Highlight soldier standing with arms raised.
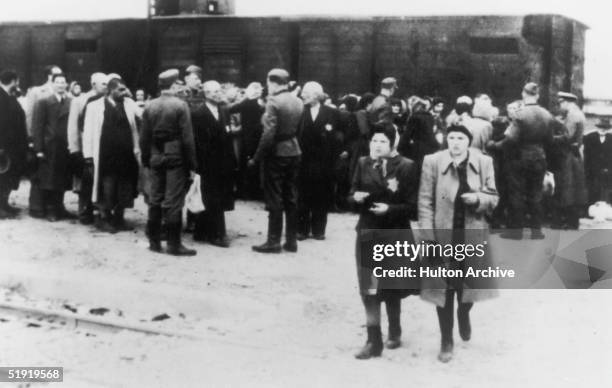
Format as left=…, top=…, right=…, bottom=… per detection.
left=140, top=69, right=198, bottom=256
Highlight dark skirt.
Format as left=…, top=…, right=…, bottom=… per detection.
left=355, top=229, right=420, bottom=301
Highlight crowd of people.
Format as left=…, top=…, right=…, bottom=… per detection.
left=1, top=63, right=612, bottom=363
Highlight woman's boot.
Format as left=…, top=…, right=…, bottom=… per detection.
left=385, top=298, right=402, bottom=349
left=458, top=303, right=473, bottom=341
left=355, top=326, right=383, bottom=359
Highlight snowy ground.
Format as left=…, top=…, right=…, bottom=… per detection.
left=0, top=182, right=611, bottom=387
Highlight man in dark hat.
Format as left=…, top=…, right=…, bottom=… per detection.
left=584, top=117, right=612, bottom=204
left=489, top=82, right=553, bottom=239
left=140, top=69, right=198, bottom=256
left=551, top=91, right=587, bottom=229
left=367, top=76, right=398, bottom=126
left=0, top=70, right=28, bottom=219
left=249, top=68, right=304, bottom=253
left=557, top=91, right=585, bottom=155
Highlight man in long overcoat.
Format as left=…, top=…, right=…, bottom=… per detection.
left=297, top=81, right=343, bottom=240
left=29, top=73, right=73, bottom=221
left=67, top=72, right=108, bottom=224
left=25, top=65, right=63, bottom=137
left=192, top=80, right=236, bottom=247
left=0, top=70, right=28, bottom=218
left=82, top=78, right=141, bottom=233
left=228, top=82, right=265, bottom=200
left=549, top=92, right=587, bottom=228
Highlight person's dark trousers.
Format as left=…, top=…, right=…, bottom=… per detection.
left=246, top=160, right=263, bottom=200
left=506, top=155, right=546, bottom=230
left=436, top=289, right=473, bottom=347
left=0, top=187, right=10, bottom=208
left=146, top=205, right=162, bottom=245
left=28, top=181, right=46, bottom=217
left=565, top=206, right=580, bottom=229
left=263, top=156, right=300, bottom=244
left=185, top=210, right=196, bottom=233
left=43, top=190, right=64, bottom=219
left=0, top=187, right=13, bottom=218
left=148, top=162, right=190, bottom=249
left=298, top=203, right=328, bottom=238
left=78, top=168, right=94, bottom=223
left=207, top=208, right=227, bottom=240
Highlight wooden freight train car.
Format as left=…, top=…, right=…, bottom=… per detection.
left=0, top=14, right=586, bottom=109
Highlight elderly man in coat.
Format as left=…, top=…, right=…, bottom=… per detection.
left=297, top=81, right=344, bottom=240
left=83, top=78, right=140, bottom=233
left=0, top=70, right=28, bottom=219
left=29, top=73, right=73, bottom=221
left=191, top=80, right=236, bottom=248
left=418, top=124, right=498, bottom=363
left=67, top=72, right=108, bottom=225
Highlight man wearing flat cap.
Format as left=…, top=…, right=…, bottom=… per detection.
left=489, top=82, right=553, bottom=239
left=140, top=68, right=198, bottom=256
left=557, top=91, right=585, bottom=154
left=249, top=68, right=304, bottom=253
left=549, top=91, right=587, bottom=229
left=367, top=76, right=398, bottom=126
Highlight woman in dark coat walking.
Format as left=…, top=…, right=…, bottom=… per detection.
left=350, top=124, right=419, bottom=359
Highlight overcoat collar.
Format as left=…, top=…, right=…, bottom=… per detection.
left=441, top=150, right=480, bottom=175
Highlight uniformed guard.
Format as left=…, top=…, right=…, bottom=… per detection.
left=490, top=82, right=553, bottom=239
left=140, top=69, right=198, bottom=256
left=249, top=68, right=304, bottom=253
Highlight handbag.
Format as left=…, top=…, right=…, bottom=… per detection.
left=185, top=174, right=205, bottom=213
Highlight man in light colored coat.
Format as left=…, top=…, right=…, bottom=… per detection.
left=82, top=78, right=140, bottom=232
left=67, top=72, right=108, bottom=224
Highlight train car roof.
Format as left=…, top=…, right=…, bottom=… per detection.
left=0, top=13, right=588, bottom=29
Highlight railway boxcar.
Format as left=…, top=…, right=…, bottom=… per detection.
left=0, top=14, right=586, bottom=109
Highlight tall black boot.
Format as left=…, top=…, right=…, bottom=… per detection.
left=252, top=211, right=282, bottom=253
left=355, top=325, right=383, bottom=360
left=283, top=208, right=298, bottom=252
left=458, top=302, right=473, bottom=341
left=385, top=298, right=402, bottom=349
left=436, top=290, right=455, bottom=363
left=146, top=206, right=163, bottom=253
left=166, top=221, right=197, bottom=256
